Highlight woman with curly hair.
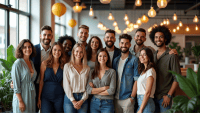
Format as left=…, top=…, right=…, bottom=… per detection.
left=63, top=43, right=90, bottom=113
left=137, top=47, right=156, bottom=113
left=11, top=39, right=37, bottom=113
left=37, top=42, right=66, bottom=112
left=86, top=36, right=103, bottom=69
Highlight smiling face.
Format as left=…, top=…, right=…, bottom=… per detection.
left=22, top=42, right=32, bottom=57
left=98, top=51, right=108, bottom=65
left=139, top=50, right=149, bottom=65
left=119, top=38, right=131, bottom=53
left=77, top=28, right=89, bottom=43
left=63, top=39, right=73, bottom=53
left=154, top=32, right=166, bottom=47
left=74, top=46, right=84, bottom=60
left=40, top=30, right=53, bottom=45
left=52, top=45, right=62, bottom=59
left=104, top=33, right=116, bottom=48
left=134, top=31, right=146, bottom=46
left=91, top=38, right=100, bottom=50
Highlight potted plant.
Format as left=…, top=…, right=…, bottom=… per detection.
left=191, top=45, right=200, bottom=72
left=0, top=45, right=16, bottom=112
left=169, top=42, right=183, bottom=60
left=183, top=47, right=191, bottom=64
left=168, top=66, right=200, bottom=113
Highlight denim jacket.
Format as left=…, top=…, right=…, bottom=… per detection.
left=113, top=53, right=140, bottom=100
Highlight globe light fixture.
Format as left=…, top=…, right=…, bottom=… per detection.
left=125, top=20, right=130, bottom=25
left=178, top=21, right=183, bottom=27
left=108, top=12, right=114, bottom=20
left=176, top=26, right=180, bottom=30
left=89, top=6, right=94, bottom=16
left=113, top=21, right=117, bottom=26
left=148, top=7, right=156, bottom=17
left=173, top=28, right=176, bottom=33
left=73, top=3, right=82, bottom=13
left=141, top=14, right=149, bottom=23
left=124, top=14, right=129, bottom=21
left=160, top=22, right=164, bottom=26
left=173, top=13, right=177, bottom=21
left=157, top=0, right=167, bottom=8
left=185, top=26, right=190, bottom=32
left=135, top=0, right=142, bottom=6
left=97, top=22, right=103, bottom=28
left=100, top=0, right=111, bottom=4
left=193, top=15, right=199, bottom=23
left=136, top=18, right=142, bottom=25
left=195, top=24, right=199, bottom=31
left=166, top=18, right=170, bottom=25
left=163, top=19, right=167, bottom=25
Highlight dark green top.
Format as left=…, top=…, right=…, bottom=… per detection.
left=154, top=48, right=181, bottom=100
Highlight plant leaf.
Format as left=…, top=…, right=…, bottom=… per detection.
left=169, top=70, right=197, bottom=98
left=197, top=65, right=200, bottom=94
left=186, top=68, right=198, bottom=93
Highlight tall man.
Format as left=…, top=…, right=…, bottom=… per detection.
left=149, top=25, right=181, bottom=112
left=113, top=34, right=140, bottom=113
left=77, top=25, right=89, bottom=47
left=104, top=29, right=121, bottom=65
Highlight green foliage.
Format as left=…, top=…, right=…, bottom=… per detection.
left=168, top=65, right=200, bottom=112
left=191, top=45, right=200, bottom=64
left=169, top=42, right=183, bottom=60
left=183, top=47, right=191, bottom=57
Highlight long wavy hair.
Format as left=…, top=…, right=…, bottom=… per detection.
left=86, top=36, right=103, bottom=61
left=138, top=47, right=156, bottom=74
left=69, top=43, right=87, bottom=68
left=46, top=42, right=66, bottom=69
left=92, top=48, right=111, bottom=79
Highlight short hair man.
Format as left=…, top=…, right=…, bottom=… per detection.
left=77, top=25, right=89, bottom=47
left=104, top=29, right=121, bottom=65
left=149, top=25, right=181, bottom=112
left=113, top=34, right=140, bottom=113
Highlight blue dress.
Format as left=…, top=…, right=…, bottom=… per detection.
left=41, top=67, right=64, bottom=112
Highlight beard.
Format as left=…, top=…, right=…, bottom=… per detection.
left=135, top=39, right=144, bottom=46
left=120, top=47, right=129, bottom=53
left=105, top=41, right=114, bottom=48
left=42, top=39, right=51, bottom=45
left=80, top=36, right=87, bottom=42
left=155, top=41, right=165, bottom=47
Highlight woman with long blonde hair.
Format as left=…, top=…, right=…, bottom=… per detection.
left=63, top=43, right=90, bottom=113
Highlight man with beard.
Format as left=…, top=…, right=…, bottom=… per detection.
left=104, top=29, right=121, bottom=65
left=113, top=34, right=139, bottom=113
left=149, top=25, right=181, bottom=112
left=130, top=28, right=155, bottom=57
left=77, top=25, right=89, bottom=48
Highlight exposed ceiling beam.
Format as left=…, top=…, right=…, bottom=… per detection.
left=156, top=0, right=171, bottom=13
left=184, top=2, right=200, bottom=14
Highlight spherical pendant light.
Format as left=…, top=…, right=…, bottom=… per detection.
left=73, top=3, right=82, bottom=13
left=141, top=14, right=149, bottom=23
left=100, top=0, right=111, bottom=4
left=108, top=12, right=114, bottom=20
left=179, top=21, right=183, bottom=27
left=148, top=7, right=156, bottom=17
left=135, top=0, right=142, bottom=6
left=185, top=26, right=190, bottom=32
left=157, top=0, right=167, bottom=8
left=193, top=15, right=199, bottom=23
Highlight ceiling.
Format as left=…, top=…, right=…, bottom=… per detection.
left=74, top=0, right=200, bottom=14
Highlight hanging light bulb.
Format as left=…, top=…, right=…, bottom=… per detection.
left=179, top=21, right=183, bottom=27
left=108, top=12, right=114, bottom=20
left=113, top=21, right=117, bottom=26
left=115, top=26, right=119, bottom=31
left=81, top=2, right=87, bottom=9
left=157, top=0, right=167, bottom=8
left=163, top=19, right=167, bottom=25
left=100, top=0, right=111, bottom=4
left=160, top=22, right=164, bottom=26
left=124, top=14, right=129, bottom=21
left=135, top=0, right=142, bottom=6
left=153, top=24, right=158, bottom=27
left=128, top=23, right=134, bottom=28
left=141, top=14, right=149, bottom=23
left=176, top=26, right=180, bottom=30
left=134, top=24, right=139, bottom=28
left=195, top=24, right=199, bottom=31
left=148, top=27, right=152, bottom=32
left=89, top=6, right=94, bottom=16
left=173, top=28, right=176, bottom=33
left=125, top=20, right=130, bottom=25
left=148, top=7, right=156, bottom=17
left=97, top=22, right=103, bottom=28
left=136, top=18, right=142, bottom=25
left=173, top=13, right=177, bottom=21
left=73, top=3, right=82, bottom=13
left=185, top=26, right=190, bottom=32
left=193, top=15, right=199, bottom=23
left=166, top=18, right=170, bottom=25
left=123, top=30, right=127, bottom=33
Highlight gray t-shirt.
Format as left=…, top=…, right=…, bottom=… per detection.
left=86, top=68, right=116, bottom=100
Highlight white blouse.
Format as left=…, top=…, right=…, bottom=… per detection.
left=63, top=63, right=90, bottom=101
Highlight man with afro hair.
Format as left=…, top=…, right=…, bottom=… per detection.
left=149, top=25, right=181, bottom=112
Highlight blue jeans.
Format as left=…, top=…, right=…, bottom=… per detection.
left=90, top=96, right=114, bottom=113
left=137, top=95, right=155, bottom=113
left=154, top=98, right=171, bottom=113
left=63, top=93, right=88, bottom=113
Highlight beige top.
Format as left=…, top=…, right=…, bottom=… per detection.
left=63, top=63, right=90, bottom=102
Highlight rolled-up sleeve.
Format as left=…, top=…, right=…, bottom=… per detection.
left=133, top=58, right=140, bottom=81
left=107, top=70, right=116, bottom=95
left=63, top=64, right=75, bottom=102
left=11, top=60, right=22, bottom=94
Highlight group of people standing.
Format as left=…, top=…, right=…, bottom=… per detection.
left=11, top=24, right=181, bottom=113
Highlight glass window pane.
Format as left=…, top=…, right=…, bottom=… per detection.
left=10, top=12, right=17, bottom=48
left=60, top=26, right=65, bottom=36
left=55, top=24, right=59, bottom=41
left=0, top=0, right=5, bottom=4
left=19, top=0, right=28, bottom=12
left=10, top=0, right=18, bottom=9
left=19, top=14, right=28, bottom=42
left=55, top=16, right=59, bottom=23
left=0, top=9, right=5, bottom=71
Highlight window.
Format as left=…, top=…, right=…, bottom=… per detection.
left=55, top=14, right=67, bottom=41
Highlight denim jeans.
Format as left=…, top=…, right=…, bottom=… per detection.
left=63, top=93, right=88, bottom=113
left=154, top=98, right=171, bottom=113
left=137, top=95, right=155, bottom=113
left=90, top=96, right=114, bottom=113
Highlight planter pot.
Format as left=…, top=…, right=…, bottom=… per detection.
left=185, top=57, right=189, bottom=64
left=194, top=64, right=199, bottom=72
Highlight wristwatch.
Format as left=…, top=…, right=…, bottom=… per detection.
left=131, top=96, right=135, bottom=100
left=167, top=94, right=172, bottom=98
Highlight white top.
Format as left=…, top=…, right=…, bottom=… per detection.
left=63, top=63, right=90, bottom=102
left=87, top=60, right=95, bottom=70
left=108, top=51, right=114, bottom=64
left=115, top=57, right=127, bottom=99
left=137, top=68, right=156, bottom=98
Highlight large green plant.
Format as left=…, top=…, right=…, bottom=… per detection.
left=191, top=45, right=200, bottom=64
left=0, top=45, right=16, bottom=111
left=183, top=47, right=191, bottom=57
left=168, top=66, right=200, bottom=113
left=169, top=42, right=183, bottom=60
